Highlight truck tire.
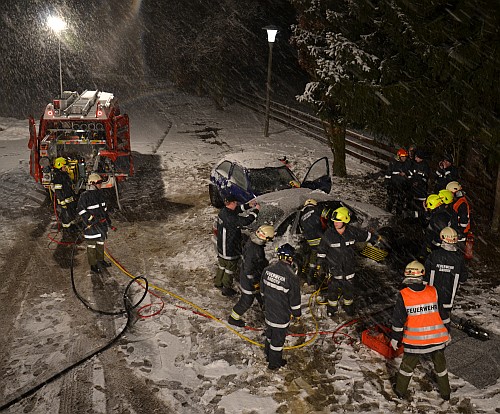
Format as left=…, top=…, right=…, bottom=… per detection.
left=209, top=184, right=224, bottom=208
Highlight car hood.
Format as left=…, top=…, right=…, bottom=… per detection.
left=254, top=187, right=392, bottom=230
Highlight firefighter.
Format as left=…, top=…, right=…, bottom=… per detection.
left=434, top=152, right=460, bottom=192
left=446, top=181, right=471, bottom=242
left=76, top=173, right=113, bottom=273
left=390, top=260, right=451, bottom=401
left=260, top=243, right=301, bottom=370
left=407, top=149, right=431, bottom=225
left=384, top=148, right=411, bottom=215
left=424, top=227, right=468, bottom=330
left=317, top=206, right=379, bottom=317
left=419, top=193, right=453, bottom=260
left=52, top=157, right=78, bottom=233
left=299, top=198, right=324, bottom=286
left=228, top=225, right=274, bottom=327
left=214, top=195, right=260, bottom=297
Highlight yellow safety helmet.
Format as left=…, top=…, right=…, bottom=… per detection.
left=440, top=227, right=458, bottom=244
left=304, top=198, right=317, bottom=207
left=53, top=157, right=67, bottom=169
left=255, top=225, right=275, bottom=241
left=88, top=173, right=102, bottom=185
left=404, top=260, right=425, bottom=277
left=446, top=181, right=462, bottom=193
left=330, top=207, right=351, bottom=224
left=425, top=194, right=443, bottom=210
left=438, top=189, right=454, bottom=205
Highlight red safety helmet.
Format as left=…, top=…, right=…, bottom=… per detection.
left=397, top=148, right=408, bottom=160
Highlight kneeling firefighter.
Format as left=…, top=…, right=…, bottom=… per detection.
left=317, top=206, right=380, bottom=317
left=77, top=173, right=113, bottom=273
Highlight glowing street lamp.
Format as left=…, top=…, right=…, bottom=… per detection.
left=47, top=15, right=67, bottom=98
left=263, top=25, right=278, bottom=137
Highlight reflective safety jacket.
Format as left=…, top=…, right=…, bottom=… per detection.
left=452, top=196, right=471, bottom=239
left=299, top=204, right=323, bottom=246
left=391, top=284, right=449, bottom=354
left=434, top=165, right=459, bottom=192
left=260, top=260, right=301, bottom=328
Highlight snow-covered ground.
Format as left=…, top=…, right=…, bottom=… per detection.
left=0, top=80, right=498, bottom=413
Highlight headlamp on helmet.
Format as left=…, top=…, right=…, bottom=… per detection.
left=330, top=207, right=351, bottom=224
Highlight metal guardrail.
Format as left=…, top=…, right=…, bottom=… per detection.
left=229, top=90, right=395, bottom=170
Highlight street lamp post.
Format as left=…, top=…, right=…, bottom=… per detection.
left=47, top=16, right=67, bottom=98
left=263, top=25, right=278, bottom=137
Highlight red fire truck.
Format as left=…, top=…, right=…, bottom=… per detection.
left=28, top=90, right=133, bottom=194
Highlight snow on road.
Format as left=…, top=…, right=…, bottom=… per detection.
left=0, top=80, right=499, bottom=413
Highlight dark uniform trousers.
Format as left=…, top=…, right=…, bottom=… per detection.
left=395, top=350, right=450, bottom=397
left=214, top=257, right=239, bottom=288
left=264, top=325, right=288, bottom=368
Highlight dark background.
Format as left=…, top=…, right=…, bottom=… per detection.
left=0, top=0, right=305, bottom=117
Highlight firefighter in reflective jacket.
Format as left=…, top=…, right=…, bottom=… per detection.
left=299, top=198, right=324, bottom=286
left=446, top=181, right=471, bottom=242
left=52, top=157, right=78, bottom=232
left=317, top=207, right=379, bottom=317
left=228, top=225, right=274, bottom=327
left=77, top=173, right=112, bottom=273
left=390, top=261, right=451, bottom=401
left=424, top=227, right=468, bottom=330
left=260, top=243, right=301, bottom=370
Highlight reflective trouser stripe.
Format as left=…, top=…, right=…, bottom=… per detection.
left=230, top=310, right=241, bottom=320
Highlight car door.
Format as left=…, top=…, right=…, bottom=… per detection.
left=301, top=157, right=332, bottom=193
left=227, top=163, right=254, bottom=203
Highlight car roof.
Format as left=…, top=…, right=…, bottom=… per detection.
left=218, top=151, right=286, bottom=169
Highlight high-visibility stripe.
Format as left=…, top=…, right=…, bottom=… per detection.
left=262, top=279, right=289, bottom=293
left=270, top=344, right=283, bottom=351
left=265, top=318, right=289, bottom=329
left=436, top=369, right=448, bottom=377
left=291, top=304, right=301, bottom=310
left=404, top=344, right=446, bottom=354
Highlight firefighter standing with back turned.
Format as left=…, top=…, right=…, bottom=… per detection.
left=390, top=260, right=451, bottom=401
left=260, top=243, right=301, bottom=370
left=424, top=227, right=468, bottom=330
left=317, top=206, right=380, bottom=317
left=299, top=198, right=324, bottom=287
left=77, top=173, right=113, bottom=273
left=52, top=157, right=78, bottom=234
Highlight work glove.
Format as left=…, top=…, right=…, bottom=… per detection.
left=390, top=339, right=399, bottom=351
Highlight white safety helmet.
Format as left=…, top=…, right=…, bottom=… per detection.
left=88, top=173, right=102, bottom=185
left=403, top=260, right=425, bottom=284
left=255, top=225, right=275, bottom=242
left=440, top=227, right=458, bottom=244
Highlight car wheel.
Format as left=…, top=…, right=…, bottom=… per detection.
left=209, top=184, right=224, bottom=208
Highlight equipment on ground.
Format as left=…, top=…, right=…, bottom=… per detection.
left=451, top=316, right=489, bottom=341
left=28, top=90, right=133, bottom=194
left=464, top=232, right=474, bottom=260
left=361, top=324, right=403, bottom=359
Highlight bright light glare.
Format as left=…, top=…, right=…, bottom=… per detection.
left=264, top=26, right=278, bottom=43
left=47, top=16, right=67, bottom=33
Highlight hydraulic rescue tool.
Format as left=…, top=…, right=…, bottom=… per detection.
left=451, top=316, right=490, bottom=341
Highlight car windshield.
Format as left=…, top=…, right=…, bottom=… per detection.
left=248, top=166, right=296, bottom=195
left=248, top=204, right=285, bottom=233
